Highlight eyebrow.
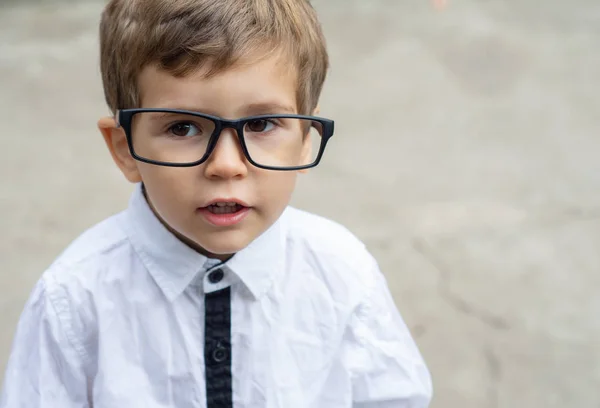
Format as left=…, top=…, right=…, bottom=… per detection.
left=144, top=111, right=189, bottom=122
left=243, top=102, right=297, bottom=115
left=139, top=102, right=298, bottom=119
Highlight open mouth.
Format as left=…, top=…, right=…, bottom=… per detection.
left=198, top=200, right=251, bottom=227
left=205, top=202, right=246, bottom=214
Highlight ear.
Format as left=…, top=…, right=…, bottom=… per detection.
left=98, top=116, right=142, bottom=183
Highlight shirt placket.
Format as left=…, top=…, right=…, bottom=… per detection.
left=204, top=266, right=233, bottom=408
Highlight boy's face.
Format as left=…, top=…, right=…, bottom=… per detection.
left=99, top=55, right=313, bottom=259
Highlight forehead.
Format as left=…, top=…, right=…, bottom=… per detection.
left=137, top=53, right=299, bottom=117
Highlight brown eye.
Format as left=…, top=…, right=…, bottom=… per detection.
left=169, top=122, right=200, bottom=137
left=246, top=119, right=275, bottom=133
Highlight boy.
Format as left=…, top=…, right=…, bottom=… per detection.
left=0, top=0, right=432, bottom=406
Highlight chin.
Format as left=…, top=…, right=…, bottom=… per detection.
left=194, top=233, right=253, bottom=258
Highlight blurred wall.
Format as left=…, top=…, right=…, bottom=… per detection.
left=1, top=1, right=599, bottom=407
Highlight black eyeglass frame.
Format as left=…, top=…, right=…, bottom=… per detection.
left=116, top=108, right=335, bottom=171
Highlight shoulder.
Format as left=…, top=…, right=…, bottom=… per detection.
left=52, top=212, right=129, bottom=267
left=281, top=206, right=379, bottom=292
left=20, top=212, right=134, bottom=359
left=282, top=206, right=370, bottom=257
left=40, top=211, right=134, bottom=301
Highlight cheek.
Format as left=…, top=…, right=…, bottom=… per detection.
left=257, top=172, right=298, bottom=210
left=137, top=165, right=196, bottom=213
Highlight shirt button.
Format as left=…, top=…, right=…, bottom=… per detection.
left=208, top=269, right=224, bottom=284
left=212, top=347, right=228, bottom=363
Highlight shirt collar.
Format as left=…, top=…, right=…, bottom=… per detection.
left=124, top=183, right=284, bottom=301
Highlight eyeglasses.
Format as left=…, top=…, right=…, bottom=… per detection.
left=116, top=108, right=335, bottom=171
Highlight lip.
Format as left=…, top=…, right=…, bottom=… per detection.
left=203, top=198, right=251, bottom=207
left=197, top=198, right=251, bottom=227
left=197, top=206, right=251, bottom=227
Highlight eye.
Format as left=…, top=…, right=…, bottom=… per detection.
left=245, top=119, right=276, bottom=133
left=168, top=122, right=201, bottom=137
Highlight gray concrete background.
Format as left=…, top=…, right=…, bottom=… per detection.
left=1, top=1, right=599, bottom=407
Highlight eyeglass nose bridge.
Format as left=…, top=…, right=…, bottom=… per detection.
left=203, top=118, right=249, bottom=162
left=215, top=119, right=245, bottom=138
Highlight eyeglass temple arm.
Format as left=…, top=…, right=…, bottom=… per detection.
left=114, top=110, right=122, bottom=128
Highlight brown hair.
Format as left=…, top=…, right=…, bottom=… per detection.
left=99, top=0, right=329, bottom=115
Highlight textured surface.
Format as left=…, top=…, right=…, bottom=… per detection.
left=1, top=1, right=599, bottom=407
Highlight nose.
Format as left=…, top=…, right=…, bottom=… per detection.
left=203, top=128, right=248, bottom=180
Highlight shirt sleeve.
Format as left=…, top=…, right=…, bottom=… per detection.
left=0, top=277, right=90, bottom=408
left=343, top=254, right=433, bottom=408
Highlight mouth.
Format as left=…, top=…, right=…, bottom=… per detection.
left=198, top=200, right=251, bottom=227
left=205, top=202, right=246, bottom=215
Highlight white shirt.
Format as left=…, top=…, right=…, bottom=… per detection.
left=1, top=183, right=432, bottom=408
